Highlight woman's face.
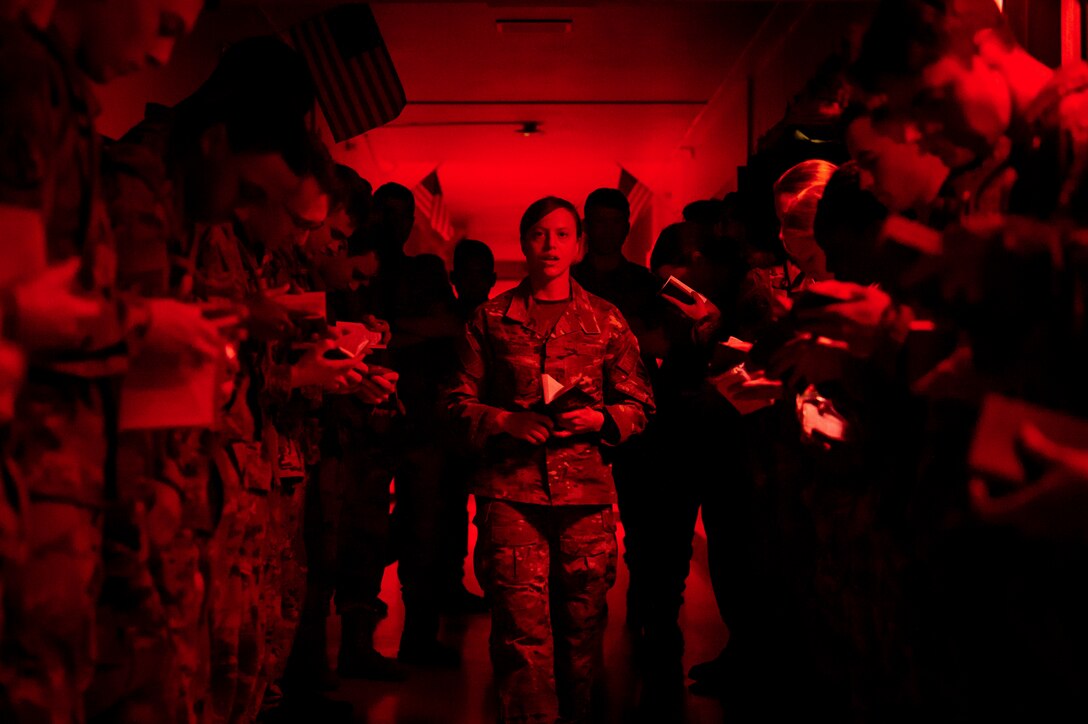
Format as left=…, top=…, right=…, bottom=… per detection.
left=780, top=227, right=830, bottom=281
left=521, top=208, right=582, bottom=281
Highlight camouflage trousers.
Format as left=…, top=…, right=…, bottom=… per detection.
left=255, top=473, right=307, bottom=706
left=208, top=441, right=271, bottom=724
left=474, top=499, right=617, bottom=724
left=0, top=382, right=107, bottom=724
left=86, top=496, right=175, bottom=724
left=87, top=429, right=214, bottom=724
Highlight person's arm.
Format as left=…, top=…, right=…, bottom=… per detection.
left=0, top=38, right=116, bottom=354
left=447, top=310, right=552, bottom=447
left=447, top=312, right=504, bottom=447
left=599, top=313, right=655, bottom=446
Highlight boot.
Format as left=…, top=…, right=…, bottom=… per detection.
left=398, top=605, right=460, bottom=668
left=440, top=584, right=489, bottom=615
left=337, top=610, right=407, bottom=681
left=283, top=601, right=339, bottom=693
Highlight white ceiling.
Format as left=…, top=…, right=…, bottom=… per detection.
left=98, top=1, right=870, bottom=264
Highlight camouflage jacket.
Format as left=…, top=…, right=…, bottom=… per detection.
left=1010, top=60, right=1088, bottom=225
left=448, top=278, right=654, bottom=506
left=0, top=21, right=131, bottom=378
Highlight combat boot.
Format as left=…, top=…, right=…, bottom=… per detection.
left=337, top=610, right=407, bottom=681
left=398, top=605, right=460, bottom=668
left=282, top=602, right=339, bottom=693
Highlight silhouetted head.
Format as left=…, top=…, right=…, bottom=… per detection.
left=583, top=188, right=630, bottom=258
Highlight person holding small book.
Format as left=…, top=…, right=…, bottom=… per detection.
left=447, top=196, right=654, bottom=723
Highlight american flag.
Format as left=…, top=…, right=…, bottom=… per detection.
left=413, top=169, right=454, bottom=241
left=287, top=4, right=407, bottom=142
left=619, top=168, right=653, bottom=220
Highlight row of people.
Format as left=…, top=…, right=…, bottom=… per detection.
left=0, top=3, right=503, bottom=721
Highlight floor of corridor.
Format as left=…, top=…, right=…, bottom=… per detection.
left=326, top=498, right=728, bottom=723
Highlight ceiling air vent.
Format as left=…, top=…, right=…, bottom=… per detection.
left=496, top=18, right=573, bottom=34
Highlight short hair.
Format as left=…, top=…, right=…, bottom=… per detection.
left=286, top=132, right=335, bottom=194
left=201, top=36, right=315, bottom=121
left=346, top=227, right=378, bottom=258
left=584, top=188, right=630, bottom=218
left=453, top=238, right=495, bottom=273
left=649, top=221, right=710, bottom=273
left=851, top=0, right=1011, bottom=93
left=774, top=159, right=838, bottom=205
left=519, top=196, right=582, bottom=240
left=331, top=164, right=372, bottom=227
left=814, top=162, right=889, bottom=283
left=165, top=36, right=316, bottom=163
left=374, top=182, right=415, bottom=209
left=683, top=199, right=723, bottom=226
left=775, top=160, right=838, bottom=241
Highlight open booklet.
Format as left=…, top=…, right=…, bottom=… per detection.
left=969, top=393, right=1088, bottom=488
left=326, top=321, right=385, bottom=359
left=658, top=275, right=705, bottom=306
left=708, top=363, right=782, bottom=416
left=541, top=373, right=597, bottom=413
left=709, top=336, right=754, bottom=374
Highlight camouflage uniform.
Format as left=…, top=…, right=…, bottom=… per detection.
left=255, top=247, right=320, bottom=703
left=448, top=279, right=653, bottom=722
left=0, top=20, right=129, bottom=724
left=194, top=222, right=278, bottom=724
left=91, top=134, right=216, bottom=724
left=908, top=61, right=1088, bottom=721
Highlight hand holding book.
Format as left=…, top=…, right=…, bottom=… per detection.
left=553, top=408, right=605, bottom=438
left=498, top=410, right=553, bottom=445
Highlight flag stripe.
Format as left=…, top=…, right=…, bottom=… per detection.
left=415, top=190, right=434, bottom=219
left=305, top=19, right=362, bottom=139
left=290, top=25, right=346, bottom=140
left=314, top=20, right=378, bottom=133
left=288, top=7, right=407, bottom=141
left=351, top=52, right=389, bottom=128
left=619, top=168, right=652, bottom=219
left=369, top=46, right=405, bottom=117
left=364, top=43, right=406, bottom=126
left=299, top=21, right=359, bottom=140
left=412, top=169, right=453, bottom=240
left=354, top=53, right=390, bottom=123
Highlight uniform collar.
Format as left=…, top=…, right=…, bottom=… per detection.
left=1020, top=61, right=1088, bottom=132
left=505, top=277, right=601, bottom=337
left=35, top=22, right=99, bottom=119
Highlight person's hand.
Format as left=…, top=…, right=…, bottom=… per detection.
left=498, top=411, right=553, bottom=445
left=145, top=482, right=183, bottom=548
left=341, top=364, right=398, bottom=405
left=0, top=341, right=25, bottom=424
left=553, top=407, right=605, bottom=438
left=792, top=281, right=897, bottom=358
left=290, top=340, right=361, bottom=390
left=361, top=315, right=392, bottom=346
left=245, top=286, right=294, bottom=341
left=662, top=290, right=719, bottom=324
left=766, top=335, right=850, bottom=389
left=144, top=298, right=229, bottom=365
left=12, top=258, right=111, bottom=351
left=969, top=423, right=1088, bottom=543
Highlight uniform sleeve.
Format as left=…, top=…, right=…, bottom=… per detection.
left=446, top=309, right=507, bottom=449
left=0, top=30, right=55, bottom=212
left=601, top=311, right=655, bottom=446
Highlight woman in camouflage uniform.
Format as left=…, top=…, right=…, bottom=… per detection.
left=448, top=197, right=654, bottom=723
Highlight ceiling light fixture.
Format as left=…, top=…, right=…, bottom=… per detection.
left=496, top=18, right=573, bottom=34
left=516, top=121, right=542, bottom=137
